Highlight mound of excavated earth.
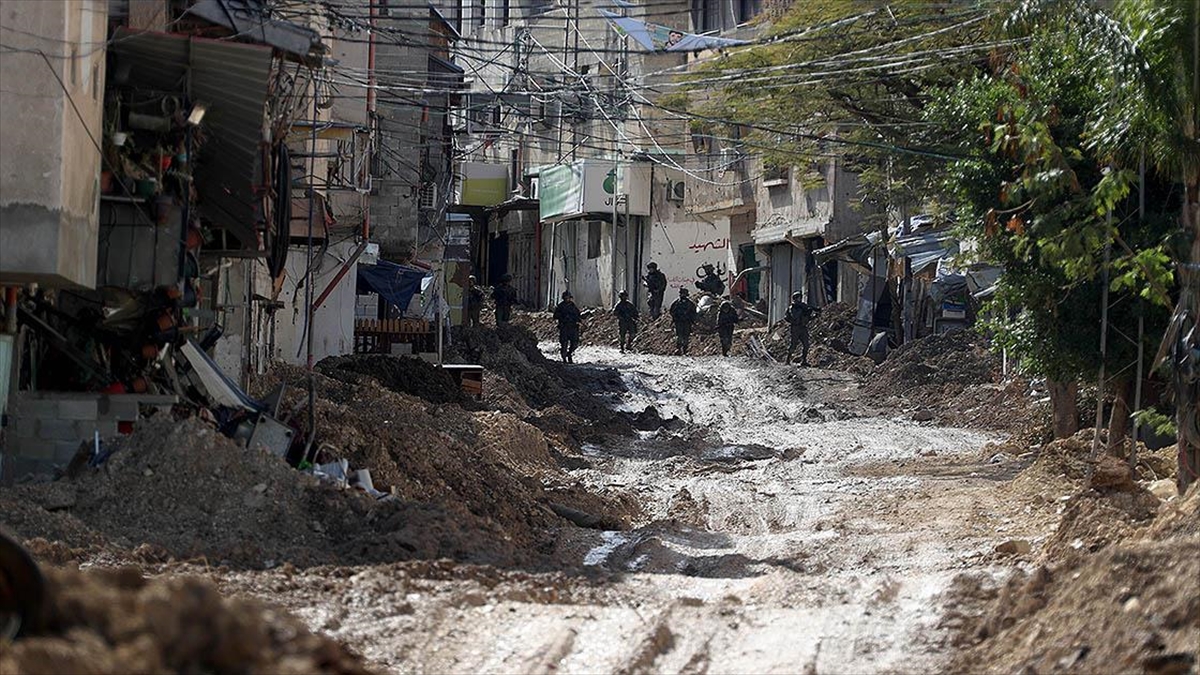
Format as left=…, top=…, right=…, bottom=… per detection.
left=0, top=408, right=630, bottom=569
left=1, top=565, right=375, bottom=675
left=949, top=483, right=1199, bottom=675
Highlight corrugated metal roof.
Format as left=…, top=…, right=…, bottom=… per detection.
left=190, top=38, right=272, bottom=243
left=751, top=218, right=831, bottom=246
left=892, top=230, right=959, bottom=272
left=112, top=30, right=272, bottom=246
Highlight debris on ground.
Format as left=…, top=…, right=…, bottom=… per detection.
left=0, top=565, right=376, bottom=675
left=447, top=323, right=636, bottom=444
left=947, top=484, right=1200, bottom=675
left=0, top=413, right=630, bottom=569
left=316, top=354, right=464, bottom=405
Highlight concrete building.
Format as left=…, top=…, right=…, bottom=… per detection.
left=0, top=0, right=109, bottom=289
left=446, top=0, right=874, bottom=321
left=448, top=0, right=674, bottom=311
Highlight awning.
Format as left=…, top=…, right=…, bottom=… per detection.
left=931, top=260, right=1004, bottom=302
left=111, top=29, right=273, bottom=248
left=751, top=218, right=831, bottom=246
left=357, top=262, right=430, bottom=313
left=187, top=0, right=323, bottom=64
left=813, top=232, right=883, bottom=274
left=892, top=230, right=959, bottom=273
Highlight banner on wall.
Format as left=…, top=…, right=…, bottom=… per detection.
left=598, top=9, right=749, bottom=52
left=539, top=160, right=651, bottom=222
left=459, top=162, right=509, bottom=206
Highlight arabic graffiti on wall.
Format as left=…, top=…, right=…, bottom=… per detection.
left=648, top=221, right=736, bottom=293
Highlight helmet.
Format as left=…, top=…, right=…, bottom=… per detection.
left=791, top=291, right=803, bottom=300
left=679, top=288, right=689, bottom=296
left=647, top=262, right=658, bottom=270
left=619, top=290, right=628, bottom=298
left=467, top=275, right=476, bottom=283
left=562, top=290, right=572, bottom=299
left=501, top=273, right=513, bottom=282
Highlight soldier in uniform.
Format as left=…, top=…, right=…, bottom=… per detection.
left=553, top=290, right=582, bottom=363
left=669, top=288, right=698, bottom=356
left=613, top=290, right=638, bottom=353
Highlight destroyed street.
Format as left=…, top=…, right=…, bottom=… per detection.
left=2, top=322, right=1197, bottom=674
left=2, top=1, right=1199, bottom=674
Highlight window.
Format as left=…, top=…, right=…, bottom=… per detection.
left=587, top=221, right=601, bottom=259
left=475, top=0, right=485, bottom=28
left=691, top=0, right=720, bottom=33
left=499, top=0, right=509, bottom=26
left=737, top=0, right=762, bottom=23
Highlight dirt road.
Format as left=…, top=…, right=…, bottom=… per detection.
left=198, top=345, right=1036, bottom=674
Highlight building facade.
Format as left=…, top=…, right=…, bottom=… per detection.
left=447, top=0, right=872, bottom=320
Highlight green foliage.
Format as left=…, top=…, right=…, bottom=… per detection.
left=1133, top=408, right=1177, bottom=437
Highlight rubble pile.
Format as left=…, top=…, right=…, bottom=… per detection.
left=450, top=323, right=568, bottom=407
left=316, top=354, right=463, bottom=405
left=872, top=329, right=1000, bottom=390
left=808, top=302, right=857, bottom=349
left=0, top=413, right=625, bottom=568
left=513, top=305, right=769, bottom=357
left=0, top=565, right=375, bottom=675
left=862, top=330, right=1026, bottom=428
left=448, top=324, right=634, bottom=442
left=950, top=484, right=1200, bottom=675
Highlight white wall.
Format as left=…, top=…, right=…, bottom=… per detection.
left=647, top=217, right=732, bottom=295
left=273, top=242, right=359, bottom=365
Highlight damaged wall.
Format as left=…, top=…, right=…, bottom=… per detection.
left=272, top=242, right=359, bottom=365
left=0, top=0, right=108, bottom=288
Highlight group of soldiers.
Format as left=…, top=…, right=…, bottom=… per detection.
left=463, top=263, right=818, bottom=365
left=464, top=273, right=518, bottom=327
left=554, top=262, right=819, bottom=365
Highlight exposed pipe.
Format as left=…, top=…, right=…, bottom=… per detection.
left=303, top=74, right=319, bottom=460
left=364, top=0, right=375, bottom=243
left=312, top=240, right=369, bottom=311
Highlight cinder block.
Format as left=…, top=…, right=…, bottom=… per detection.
left=13, top=416, right=37, bottom=439
left=38, top=419, right=81, bottom=442
left=14, top=399, right=58, bottom=418
left=82, top=421, right=118, bottom=439
left=54, top=440, right=84, bottom=464
left=58, top=399, right=98, bottom=421
left=99, top=399, right=140, bottom=422
left=12, top=437, right=55, bottom=461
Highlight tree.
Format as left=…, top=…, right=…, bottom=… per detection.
left=687, top=1, right=1187, bottom=454
left=1085, top=0, right=1200, bottom=491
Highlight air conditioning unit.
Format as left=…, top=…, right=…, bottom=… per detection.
left=418, top=183, right=438, bottom=211
left=666, top=180, right=685, bottom=203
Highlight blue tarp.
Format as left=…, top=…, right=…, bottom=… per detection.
left=357, top=262, right=430, bottom=312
